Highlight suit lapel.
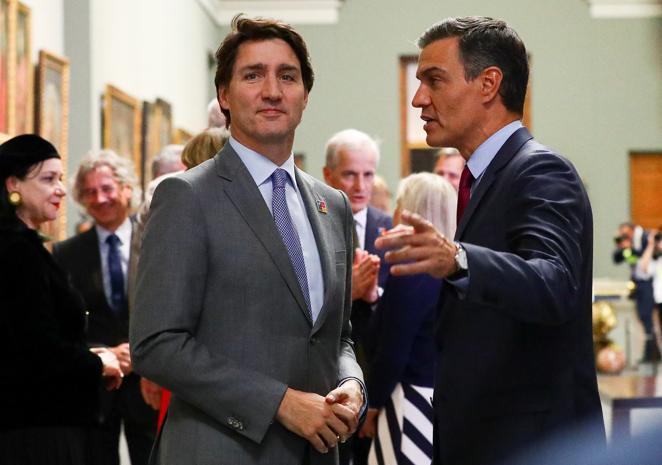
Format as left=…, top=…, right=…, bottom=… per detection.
left=364, top=207, right=378, bottom=255
left=455, top=127, right=533, bottom=240
left=216, top=146, right=312, bottom=324
left=295, top=171, right=333, bottom=333
left=81, top=228, right=109, bottom=310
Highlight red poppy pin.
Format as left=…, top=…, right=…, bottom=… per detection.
left=316, top=199, right=328, bottom=214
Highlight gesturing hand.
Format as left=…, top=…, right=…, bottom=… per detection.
left=375, top=210, right=458, bottom=279
left=110, top=342, right=132, bottom=375
left=276, top=388, right=350, bottom=454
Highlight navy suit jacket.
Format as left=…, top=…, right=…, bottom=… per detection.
left=364, top=206, right=392, bottom=288
left=367, top=273, right=439, bottom=408
left=351, top=207, right=392, bottom=371
left=433, top=128, right=604, bottom=465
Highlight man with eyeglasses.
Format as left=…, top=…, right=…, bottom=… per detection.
left=53, top=150, right=157, bottom=465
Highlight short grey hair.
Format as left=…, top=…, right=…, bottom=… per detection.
left=436, top=147, right=462, bottom=161
left=396, top=172, right=457, bottom=238
left=324, top=129, right=380, bottom=169
left=152, top=144, right=184, bottom=178
left=72, top=149, right=142, bottom=208
left=207, top=98, right=226, bottom=128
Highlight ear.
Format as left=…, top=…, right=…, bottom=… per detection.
left=302, top=90, right=309, bottom=110
left=322, top=165, right=331, bottom=183
left=480, top=66, right=503, bottom=104
left=5, top=176, right=19, bottom=193
left=218, top=86, right=230, bottom=111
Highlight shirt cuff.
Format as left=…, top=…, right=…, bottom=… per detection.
left=338, top=377, right=368, bottom=423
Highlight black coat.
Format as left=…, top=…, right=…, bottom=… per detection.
left=0, top=220, right=102, bottom=429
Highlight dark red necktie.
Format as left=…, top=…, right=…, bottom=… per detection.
left=456, top=165, right=474, bottom=223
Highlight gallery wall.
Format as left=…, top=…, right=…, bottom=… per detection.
left=14, top=0, right=662, bottom=278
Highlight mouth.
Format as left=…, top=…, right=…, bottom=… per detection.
left=420, top=114, right=438, bottom=131
left=258, top=108, right=285, bottom=116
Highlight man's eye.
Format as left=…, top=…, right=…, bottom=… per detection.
left=244, top=73, right=258, bottom=80
left=281, top=74, right=295, bottom=82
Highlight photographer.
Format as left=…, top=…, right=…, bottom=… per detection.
left=635, top=229, right=662, bottom=358
left=613, top=222, right=658, bottom=361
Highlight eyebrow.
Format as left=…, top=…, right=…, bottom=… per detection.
left=237, top=63, right=301, bottom=74
left=416, top=66, right=448, bottom=80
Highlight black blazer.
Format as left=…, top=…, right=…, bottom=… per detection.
left=52, top=226, right=130, bottom=347
left=0, top=220, right=102, bottom=429
left=433, top=128, right=604, bottom=465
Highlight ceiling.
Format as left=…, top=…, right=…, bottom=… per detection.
left=197, top=0, right=345, bottom=25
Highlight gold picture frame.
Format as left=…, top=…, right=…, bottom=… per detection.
left=13, top=1, right=31, bottom=134
left=173, top=127, right=193, bottom=145
left=0, top=0, right=17, bottom=138
left=102, top=84, right=142, bottom=177
left=36, top=50, right=70, bottom=241
left=141, top=98, right=172, bottom=187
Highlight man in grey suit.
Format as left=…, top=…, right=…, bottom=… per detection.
left=130, top=15, right=365, bottom=465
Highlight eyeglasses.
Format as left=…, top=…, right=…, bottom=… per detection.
left=80, top=183, right=118, bottom=200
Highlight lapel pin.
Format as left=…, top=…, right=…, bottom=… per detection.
left=316, top=199, right=328, bottom=214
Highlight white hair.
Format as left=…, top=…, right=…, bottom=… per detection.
left=72, top=149, right=142, bottom=208
left=324, top=129, right=380, bottom=169
left=396, top=172, right=457, bottom=238
left=207, top=98, right=226, bottom=128
left=152, top=144, right=184, bottom=178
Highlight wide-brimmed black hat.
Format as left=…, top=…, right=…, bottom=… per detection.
left=0, top=134, right=60, bottom=179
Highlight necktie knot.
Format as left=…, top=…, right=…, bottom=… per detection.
left=106, top=234, right=120, bottom=247
left=272, top=168, right=289, bottom=190
left=459, top=166, right=474, bottom=190
left=457, top=165, right=474, bottom=223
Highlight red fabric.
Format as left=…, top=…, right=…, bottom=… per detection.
left=157, top=388, right=171, bottom=433
left=456, top=166, right=474, bottom=224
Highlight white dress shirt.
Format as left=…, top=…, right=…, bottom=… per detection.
left=229, top=137, right=325, bottom=322
left=353, top=207, right=368, bottom=250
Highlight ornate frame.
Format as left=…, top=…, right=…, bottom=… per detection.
left=102, top=84, right=142, bottom=177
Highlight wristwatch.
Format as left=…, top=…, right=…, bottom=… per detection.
left=452, top=241, right=468, bottom=275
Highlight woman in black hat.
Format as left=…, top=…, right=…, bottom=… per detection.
left=0, top=134, right=123, bottom=464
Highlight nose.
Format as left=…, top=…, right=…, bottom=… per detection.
left=262, top=74, right=282, bottom=101
left=412, top=83, right=429, bottom=108
left=56, top=181, right=66, bottom=197
left=354, top=174, right=366, bottom=192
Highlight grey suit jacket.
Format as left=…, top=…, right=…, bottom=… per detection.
left=130, top=144, right=363, bottom=465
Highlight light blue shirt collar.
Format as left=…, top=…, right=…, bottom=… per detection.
left=95, top=217, right=132, bottom=245
left=229, top=137, right=298, bottom=191
left=466, top=120, right=523, bottom=182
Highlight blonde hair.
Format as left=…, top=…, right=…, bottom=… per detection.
left=396, top=172, right=457, bottom=238
left=181, top=128, right=229, bottom=169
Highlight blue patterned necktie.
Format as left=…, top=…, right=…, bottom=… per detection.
left=271, top=168, right=312, bottom=319
left=106, top=234, right=127, bottom=315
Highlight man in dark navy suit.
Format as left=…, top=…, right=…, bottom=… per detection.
left=53, top=150, right=157, bottom=465
left=377, top=17, right=604, bottom=465
left=323, top=129, right=392, bottom=465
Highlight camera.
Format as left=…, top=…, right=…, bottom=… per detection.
left=613, top=234, right=628, bottom=245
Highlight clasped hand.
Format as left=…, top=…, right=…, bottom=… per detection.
left=276, top=380, right=363, bottom=454
left=375, top=210, right=458, bottom=278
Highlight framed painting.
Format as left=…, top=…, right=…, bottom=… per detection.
left=173, top=127, right=193, bottom=145
left=140, top=98, right=172, bottom=187
left=14, top=1, right=31, bottom=134
left=36, top=50, right=69, bottom=241
left=141, top=100, right=157, bottom=186
left=0, top=0, right=16, bottom=138
left=102, top=84, right=142, bottom=177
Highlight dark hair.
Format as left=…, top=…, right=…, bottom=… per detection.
left=418, top=16, right=529, bottom=115
left=0, top=134, right=59, bottom=222
left=213, top=15, right=314, bottom=128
